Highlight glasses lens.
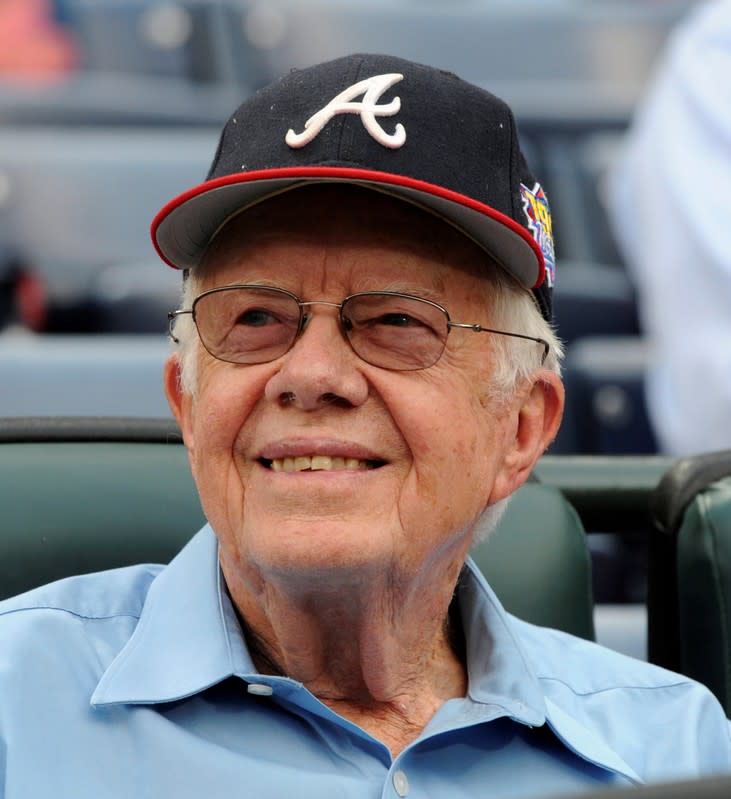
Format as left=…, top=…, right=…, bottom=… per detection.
left=193, top=287, right=301, bottom=364
left=342, top=293, right=448, bottom=370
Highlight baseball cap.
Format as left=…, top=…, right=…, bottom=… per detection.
left=151, top=53, right=555, bottom=321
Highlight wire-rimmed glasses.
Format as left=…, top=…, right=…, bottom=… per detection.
left=168, top=285, right=549, bottom=371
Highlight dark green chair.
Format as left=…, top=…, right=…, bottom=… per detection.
left=649, top=450, right=731, bottom=715
left=0, top=417, right=204, bottom=600
left=471, top=480, right=594, bottom=639
left=0, top=416, right=594, bottom=641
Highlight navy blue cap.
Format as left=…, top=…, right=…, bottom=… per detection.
left=152, top=53, right=555, bottom=320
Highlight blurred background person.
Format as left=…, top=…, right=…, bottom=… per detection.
left=607, top=0, right=731, bottom=457
left=0, top=0, right=76, bottom=80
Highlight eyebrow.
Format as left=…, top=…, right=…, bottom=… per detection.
left=213, top=279, right=447, bottom=304
left=374, top=282, right=445, bottom=302
left=221, top=278, right=277, bottom=289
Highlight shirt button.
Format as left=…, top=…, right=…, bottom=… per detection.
left=392, top=769, right=409, bottom=797
left=247, top=683, right=273, bottom=696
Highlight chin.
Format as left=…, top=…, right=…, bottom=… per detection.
left=242, top=521, right=395, bottom=580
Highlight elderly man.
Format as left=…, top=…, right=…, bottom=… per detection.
left=1, top=54, right=729, bottom=798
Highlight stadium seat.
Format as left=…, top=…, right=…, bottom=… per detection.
left=0, top=334, right=172, bottom=418
left=552, top=335, right=658, bottom=455
left=648, top=450, right=731, bottom=714
left=470, top=480, right=594, bottom=639
left=0, top=416, right=594, bottom=641
left=551, top=262, right=640, bottom=347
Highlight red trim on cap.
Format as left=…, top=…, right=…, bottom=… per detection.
left=151, top=166, right=545, bottom=288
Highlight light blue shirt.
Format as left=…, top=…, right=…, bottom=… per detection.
left=1, top=526, right=729, bottom=798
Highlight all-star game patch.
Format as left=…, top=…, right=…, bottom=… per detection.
left=520, top=182, right=555, bottom=287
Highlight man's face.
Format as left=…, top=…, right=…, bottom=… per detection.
left=167, top=187, right=556, bottom=590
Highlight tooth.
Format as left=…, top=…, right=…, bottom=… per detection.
left=268, top=455, right=372, bottom=472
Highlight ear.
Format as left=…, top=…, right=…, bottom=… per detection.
left=488, top=371, right=564, bottom=504
left=163, top=353, right=195, bottom=454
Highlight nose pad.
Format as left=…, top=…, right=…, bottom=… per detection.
left=340, top=314, right=353, bottom=335
left=293, top=310, right=355, bottom=364
left=298, top=312, right=312, bottom=336
left=298, top=308, right=351, bottom=344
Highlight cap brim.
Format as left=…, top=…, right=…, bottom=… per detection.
left=151, top=166, right=545, bottom=290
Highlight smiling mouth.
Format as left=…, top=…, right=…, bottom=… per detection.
left=259, top=456, right=385, bottom=472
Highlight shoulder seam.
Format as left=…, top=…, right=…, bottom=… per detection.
left=537, top=674, right=694, bottom=698
left=0, top=605, right=142, bottom=622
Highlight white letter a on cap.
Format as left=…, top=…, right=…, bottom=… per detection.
left=286, top=73, right=406, bottom=149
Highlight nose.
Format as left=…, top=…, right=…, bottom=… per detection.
left=264, top=310, right=369, bottom=410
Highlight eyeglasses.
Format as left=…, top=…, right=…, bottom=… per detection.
left=168, top=285, right=549, bottom=372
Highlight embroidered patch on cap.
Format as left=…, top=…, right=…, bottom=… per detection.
left=285, top=73, right=406, bottom=149
left=521, top=182, right=555, bottom=287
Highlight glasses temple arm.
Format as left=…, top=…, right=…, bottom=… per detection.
left=167, top=309, right=193, bottom=344
left=447, top=322, right=550, bottom=365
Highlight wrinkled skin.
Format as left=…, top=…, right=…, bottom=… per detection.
left=165, top=186, right=564, bottom=755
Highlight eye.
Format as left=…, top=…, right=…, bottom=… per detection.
left=343, top=295, right=446, bottom=340
left=375, top=312, right=427, bottom=328
left=236, top=308, right=281, bottom=327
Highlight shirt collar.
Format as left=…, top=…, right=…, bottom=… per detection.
left=92, top=532, right=544, bottom=717
left=90, top=527, right=640, bottom=782
left=456, top=560, right=641, bottom=785
left=457, top=556, right=547, bottom=726
left=92, top=525, right=253, bottom=706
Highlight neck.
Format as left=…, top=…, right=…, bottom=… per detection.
left=222, top=555, right=469, bottom=756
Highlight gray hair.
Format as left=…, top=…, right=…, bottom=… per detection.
left=471, top=494, right=511, bottom=545
left=171, top=261, right=563, bottom=399
left=172, top=274, right=200, bottom=397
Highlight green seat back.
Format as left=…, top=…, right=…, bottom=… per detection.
left=675, top=476, right=731, bottom=714
left=0, top=439, right=205, bottom=599
left=471, top=482, right=595, bottom=640
left=649, top=450, right=731, bottom=715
